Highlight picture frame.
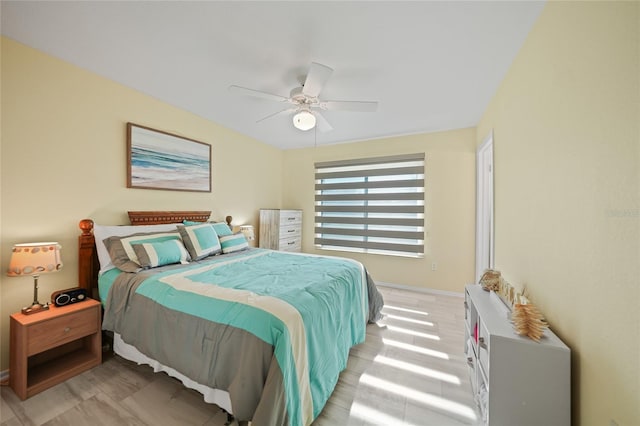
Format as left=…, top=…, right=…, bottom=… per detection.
left=127, top=123, right=211, bottom=192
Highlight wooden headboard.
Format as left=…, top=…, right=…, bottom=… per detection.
left=78, top=211, right=231, bottom=300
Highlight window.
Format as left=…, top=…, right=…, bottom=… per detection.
left=314, top=153, right=425, bottom=257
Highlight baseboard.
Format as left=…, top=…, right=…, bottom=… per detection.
left=376, top=281, right=464, bottom=298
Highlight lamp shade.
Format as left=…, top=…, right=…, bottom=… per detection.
left=239, top=225, right=255, bottom=241
left=7, top=242, right=63, bottom=277
left=292, top=110, right=316, bottom=131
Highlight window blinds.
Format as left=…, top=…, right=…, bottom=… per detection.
left=314, top=153, right=425, bottom=257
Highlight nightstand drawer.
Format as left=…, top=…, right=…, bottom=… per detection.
left=27, top=308, right=98, bottom=356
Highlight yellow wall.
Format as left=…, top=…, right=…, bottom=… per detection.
left=477, top=2, right=639, bottom=424
left=0, top=37, right=284, bottom=371
left=282, top=129, right=477, bottom=293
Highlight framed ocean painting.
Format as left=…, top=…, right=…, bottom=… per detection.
left=127, top=123, right=211, bottom=192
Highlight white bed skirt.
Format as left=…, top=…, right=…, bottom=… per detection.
left=113, top=333, right=233, bottom=414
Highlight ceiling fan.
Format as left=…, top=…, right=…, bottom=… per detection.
left=229, top=62, right=378, bottom=132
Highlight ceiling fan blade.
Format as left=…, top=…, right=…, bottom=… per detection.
left=256, top=108, right=296, bottom=123
left=314, top=111, right=333, bottom=133
left=302, top=62, right=333, bottom=98
left=319, top=100, right=379, bottom=112
left=229, top=85, right=289, bottom=103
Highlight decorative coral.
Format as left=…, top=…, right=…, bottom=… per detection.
left=512, top=303, right=548, bottom=342
left=479, top=269, right=501, bottom=292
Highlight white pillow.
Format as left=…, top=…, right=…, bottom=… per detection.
left=94, top=223, right=180, bottom=274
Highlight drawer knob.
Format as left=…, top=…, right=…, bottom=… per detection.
left=478, top=337, right=487, bottom=348
left=64, top=327, right=71, bottom=333
left=288, top=229, right=294, bottom=233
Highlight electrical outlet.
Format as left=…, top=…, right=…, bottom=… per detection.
left=431, top=262, right=437, bottom=271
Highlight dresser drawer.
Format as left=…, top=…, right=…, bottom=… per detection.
left=280, top=210, right=302, bottom=225
left=279, top=224, right=301, bottom=239
left=279, top=236, right=301, bottom=252
left=27, top=307, right=99, bottom=356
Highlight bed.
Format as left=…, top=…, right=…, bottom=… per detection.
left=77, top=210, right=384, bottom=426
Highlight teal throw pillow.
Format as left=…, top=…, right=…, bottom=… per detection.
left=132, top=240, right=191, bottom=268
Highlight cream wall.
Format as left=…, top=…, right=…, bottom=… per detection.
left=282, top=129, right=476, bottom=293
left=476, top=2, right=639, bottom=425
left=0, top=38, right=284, bottom=371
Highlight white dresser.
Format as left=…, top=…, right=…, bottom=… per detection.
left=464, top=284, right=570, bottom=425
left=259, top=209, right=302, bottom=252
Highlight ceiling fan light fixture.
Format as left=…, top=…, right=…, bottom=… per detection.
left=292, top=110, right=316, bottom=131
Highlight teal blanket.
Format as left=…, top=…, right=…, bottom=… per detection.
left=134, top=249, right=368, bottom=425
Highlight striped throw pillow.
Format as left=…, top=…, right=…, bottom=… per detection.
left=132, top=240, right=191, bottom=268
left=103, top=231, right=183, bottom=272
left=219, top=233, right=249, bottom=254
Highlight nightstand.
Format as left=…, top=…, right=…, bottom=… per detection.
left=9, top=298, right=102, bottom=400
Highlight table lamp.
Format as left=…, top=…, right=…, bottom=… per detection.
left=239, top=225, right=255, bottom=242
left=7, top=242, right=63, bottom=314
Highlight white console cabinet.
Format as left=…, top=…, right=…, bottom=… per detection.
left=464, top=284, right=570, bottom=426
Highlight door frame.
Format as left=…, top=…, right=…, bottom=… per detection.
left=475, top=130, right=495, bottom=282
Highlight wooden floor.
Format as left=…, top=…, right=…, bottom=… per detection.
left=1, top=286, right=480, bottom=426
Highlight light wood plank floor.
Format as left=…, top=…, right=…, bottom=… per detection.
left=1, top=286, right=480, bottom=425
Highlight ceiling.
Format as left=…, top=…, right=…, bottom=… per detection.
left=1, top=1, right=545, bottom=150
